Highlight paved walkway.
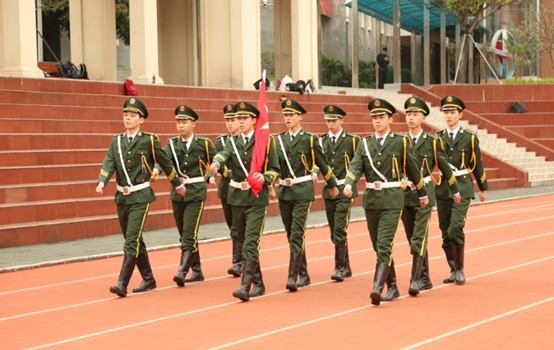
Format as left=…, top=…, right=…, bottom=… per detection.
left=1, top=185, right=553, bottom=272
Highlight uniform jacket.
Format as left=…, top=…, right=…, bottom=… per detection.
left=315, top=129, right=361, bottom=200
left=164, top=134, right=216, bottom=202
left=98, top=130, right=181, bottom=205
left=345, top=130, right=428, bottom=210
left=435, top=128, right=489, bottom=199
left=404, top=130, right=460, bottom=207
left=215, top=134, right=233, bottom=200
left=275, top=129, right=338, bottom=201
left=213, top=134, right=280, bottom=207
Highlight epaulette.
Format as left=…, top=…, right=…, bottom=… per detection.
left=345, top=132, right=359, bottom=139
left=196, top=136, right=211, bottom=141
left=303, top=130, right=316, bottom=136
left=170, top=135, right=180, bottom=141
left=320, top=133, right=328, bottom=139
left=396, top=133, right=408, bottom=138
left=218, top=134, right=228, bottom=139
left=141, top=131, right=154, bottom=136
left=465, top=129, right=478, bottom=135
left=427, top=133, right=438, bottom=139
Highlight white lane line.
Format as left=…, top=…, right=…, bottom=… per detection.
left=3, top=204, right=551, bottom=297
left=400, top=297, right=554, bottom=349
left=17, top=234, right=554, bottom=349
left=206, top=255, right=554, bottom=350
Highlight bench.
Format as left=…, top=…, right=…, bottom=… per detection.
left=38, top=62, right=64, bottom=78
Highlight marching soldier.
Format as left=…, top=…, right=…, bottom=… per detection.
left=165, top=105, right=216, bottom=287
left=402, top=97, right=461, bottom=296
left=271, top=98, right=338, bottom=292
left=217, top=104, right=243, bottom=277
left=436, top=95, right=488, bottom=285
left=96, top=97, right=185, bottom=297
left=210, top=101, right=280, bottom=301
left=344, top=98, right=428, bottom=306
left=314, top=105, right=360, bottom=281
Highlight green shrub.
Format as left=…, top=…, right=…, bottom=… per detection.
left=504, top=77, right=554, bottom=84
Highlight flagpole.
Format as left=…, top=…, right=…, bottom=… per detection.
left=262, top=69, right=266, bottom=82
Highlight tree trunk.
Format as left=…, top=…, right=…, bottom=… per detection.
left=455, top=35, right=470, bottom=84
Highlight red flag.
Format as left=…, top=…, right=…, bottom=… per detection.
left=247, top=74, right=270, bottom=197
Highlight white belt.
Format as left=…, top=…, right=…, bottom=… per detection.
left=230, top=180, right=251, bottom=190
left=180, top=176, right=205, bottom=185
left=406, top=176, right=432, bottom=190
left=279, top=175, right=312, bottom=187
left=116, top=182, right=151, bottom=196
left=336, top=179, right=346, bottom=186
left=365, top=181, right=402, bottom=190
left=453, top=169, right=469, bottom=177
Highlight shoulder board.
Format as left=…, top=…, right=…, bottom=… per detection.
left=218, top=134, right=228, bottom=139
left=141, top=131, right=154, bottom=136
left=426, top=133, right=438, bottom=139
left=465, top=129, right=478, bottom=135
left=196, top=136, right=210, bottom=141
left=303, top=130, right=316, bottom=136
left=320, top=133, right=328, bottom=139
left=278, top=131, right=287, bottom=136
left=170, top=136, right=180, bottom=141
left=396, top=133, right=408, bottom=138
left=345, top=132, right=359, bottom=139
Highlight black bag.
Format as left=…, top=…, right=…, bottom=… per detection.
left=510, top=101, right=527, bottom=114
left=77, top=63, right=88, bottom=79
left=61, top=61, right=79, bottom=79
left=253, top=78, right=270, bottom=90
left=286, top=80, right=307, bottom=95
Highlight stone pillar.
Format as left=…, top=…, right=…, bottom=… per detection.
left=128, top=0, right=163, bottom=84
left=392, top=0, right=401, bottom=84
left=69, top=0, right=117, bottom=81
left=157, top=0, right=195, bottom=86
left=200, top=0, right=260, bottom=89
left=274, top=0, right=319, bottom=88
left=0, top=0, right=44, bottom=78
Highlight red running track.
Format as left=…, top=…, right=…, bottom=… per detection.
left=0, top=195, right=553, bottom=349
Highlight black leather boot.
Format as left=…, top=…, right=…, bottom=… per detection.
left=455, top=245, right=465, bottom=285
left=443, top=247, right=457, bottom=283
left=286, top=252, right=303, bottom=292
left=185, top=250, right=205, bottom=283
left=296, top=251, right=311, bottom=288
left=382, top=261, right=400, bottom=302
left=249, top=260, right=266, bottom=297
left=173, top=250, right=194, bottom=287
left=343, top=244, right=353, bottom=277
left=369, top=262, right=390, bottom=305
left=227, top=239, right=243, bottom=277
left=110, top=255, right=137, bottom=297
left=408, top=255, right=424, bottom=296
left=418, top=252, right=433, bottom=291
left=331, top=245, right=346, bottom=282
left=233, top=259, right=257, bottom=301
left=133, top=253, right=157, bottom=293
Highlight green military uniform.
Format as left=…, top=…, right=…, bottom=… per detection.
left=345, top=98, right=428, bottom=306
left=436, top=95, right=489, bottom=285
left=99, top=97, right=182, bottom=297
left=313, top=104, right=360, bottom=282
left=217, top=104, right=243, bottom=277
left=401, top=97, right=460, bottom=296
left=165, top=104, right=216, bottom=287
left=275, top=99, right=338, bottom=291
left=213, top=101, right=280, bottom=301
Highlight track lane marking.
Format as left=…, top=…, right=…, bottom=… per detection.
left=206, top=255, right=554, bottom=350
left=2, top=205, right=552, bottom=296
left=17, top=234, right=554, bottom=349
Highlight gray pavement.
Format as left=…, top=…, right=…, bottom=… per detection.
left=1, top=185, right=553, bottom=272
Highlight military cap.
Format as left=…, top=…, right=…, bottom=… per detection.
left=175, top=105, right=199, bottom=121
left=223, top=103, right=235, bottom=118
left=124, top=97, right=148, bottom=119
left=234, top=101, right=260, bottom=118
left=368, top=98, right=396, bottom=116
left=441, top=95, right=465, bottom=111
left=404, top=96, right=430, bottom=116
left=282, top=98, right=307, bottom=115
left=323, top=104, right=347, bottom=120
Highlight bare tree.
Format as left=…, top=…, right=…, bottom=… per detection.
left=415, top=0, right=523, bottom=83
left=529, top=4, right=554, bottom=71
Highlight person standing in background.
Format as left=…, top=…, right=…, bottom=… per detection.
left=377, top=48, right=389, bottom=89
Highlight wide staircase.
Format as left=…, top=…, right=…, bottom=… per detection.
left=1, top=77, right=409, bottom=249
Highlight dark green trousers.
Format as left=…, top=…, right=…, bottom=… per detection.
left=231, top=205, right=267, bottom=261
left=401, top=205, right=433, bottom=256
left=221, top=198, right=237, bottom=240
left=279, top=199, right=312, bottom=253
left=325, top=198, right=354, bottom=246
left=172, top=200, right=204, bottom=252
left=364, top=209, right=403, bottom=265
left=117, top=202, right=150, bottom=257
left=437, top=198, right=472, bottom=248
